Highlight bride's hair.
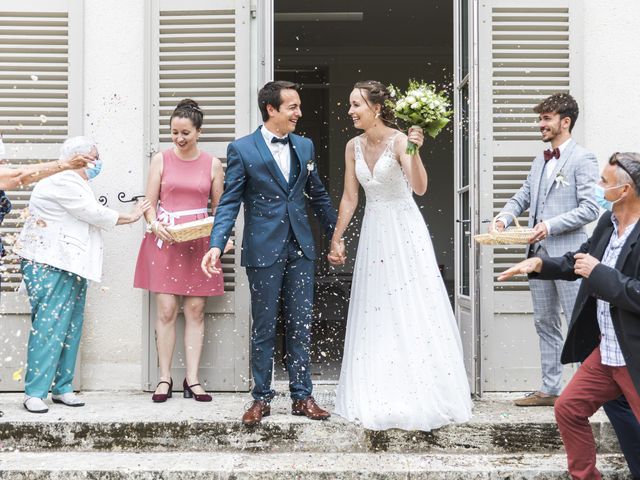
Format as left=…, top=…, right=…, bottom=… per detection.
left=353, top=80, right=398, bottom=129
left=170, top=98, right=204, bottom=129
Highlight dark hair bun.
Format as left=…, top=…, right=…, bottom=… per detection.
left=171, top=98, right=204, bottom=129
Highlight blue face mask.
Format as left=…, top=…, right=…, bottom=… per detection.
left=594, top=184, right=625, bottom=211
left=85, top=159, right=103, bottom=181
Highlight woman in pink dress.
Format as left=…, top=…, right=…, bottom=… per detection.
left=134, top=99, right=226, bottom=403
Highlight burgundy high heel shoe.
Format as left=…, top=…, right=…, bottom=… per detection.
left=152, top=378, right=173, bottom=403
left=183, top=378, right=212, bottom=402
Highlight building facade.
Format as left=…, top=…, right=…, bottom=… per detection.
left=0, top=0, right=638, bottom=394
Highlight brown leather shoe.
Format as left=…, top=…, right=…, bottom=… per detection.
left=242, top=400, right=270, bottom=426
left=514, top=391, right=558, bottom=407
left=291, top=396, right=331, bottom=420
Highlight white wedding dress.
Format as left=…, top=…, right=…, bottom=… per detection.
left=334, top=134, right=473, bottom=431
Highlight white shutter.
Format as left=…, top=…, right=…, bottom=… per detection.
left=478, top=2, right=581, bottom=293
left=477, top=0, right=582, bottom=390
left=148, top=0, right=251, bottom=391
left=151, top=0, right=251, bottom=302
left=0, top=0, right=83, bottom=391
left=0, top=1, right=83, bottom=298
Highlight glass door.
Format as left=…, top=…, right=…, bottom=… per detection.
left=453, top=0, right=479, bottom=394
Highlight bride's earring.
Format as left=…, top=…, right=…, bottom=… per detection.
left=375, top=112, right=381, bottom=118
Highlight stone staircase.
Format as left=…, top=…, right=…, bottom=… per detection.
left=0, top=389, right=631, bottom=479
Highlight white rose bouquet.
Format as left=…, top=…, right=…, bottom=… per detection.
left=387, top=80, right=453, bottom=155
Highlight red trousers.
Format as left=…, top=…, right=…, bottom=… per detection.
left=554, top=348, right=640, bottom=480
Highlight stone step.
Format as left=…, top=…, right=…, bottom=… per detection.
left=0, top=452, right=631, bottom=479
left=0, top=391, right=622, bottom=454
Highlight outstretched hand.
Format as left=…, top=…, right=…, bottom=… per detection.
left=497, top=257, right=543, bottom=281
left=63, top=154, right=94, bottom=170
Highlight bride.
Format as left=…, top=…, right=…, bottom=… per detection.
left=329, top=80, right=473, bottom=431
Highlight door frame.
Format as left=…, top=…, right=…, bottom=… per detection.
left=453, top=0, right=481, bottom=395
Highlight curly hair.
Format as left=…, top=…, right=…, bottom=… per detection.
left=353, top=80, right=398, bottom=129
left=533, top=93, right=579, bottom=132
left=170, top=98, right=204, bottom=129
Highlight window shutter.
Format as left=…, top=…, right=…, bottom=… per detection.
left=477, top=0, right=582, bottom=390
left=148, top=0, right=252, bottom=391
left=478, top=1, right=579, bottom=294
left=0, top=0, right=83, bottom=299
left=0, top=0, right=83, bottom=391
left=151, top=0, right=251, bottom=307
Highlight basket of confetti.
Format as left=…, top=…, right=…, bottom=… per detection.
left=474, top=213, right=535, bottom=246
left=166, top=216, right=214, bottom=243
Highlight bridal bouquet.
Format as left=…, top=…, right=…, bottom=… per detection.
left=387, top=80, right=453, bottom=155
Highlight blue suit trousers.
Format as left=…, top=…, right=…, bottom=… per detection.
left=246, top=236, right=314, bottom=401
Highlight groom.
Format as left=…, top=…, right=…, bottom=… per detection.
left=201, top=81, right=338, bottom=426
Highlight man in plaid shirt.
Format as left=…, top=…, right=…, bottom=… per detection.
left=499, top=152, right=640, bottom=479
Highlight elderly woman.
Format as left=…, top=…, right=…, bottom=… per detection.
left=14, top=136, right=149, bottom=413
left=0, top=147, right=92, bottom=287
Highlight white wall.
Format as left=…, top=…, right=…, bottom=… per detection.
left=81, top=0, right=147, bottom=389
left=582, top=0, right=640, bottom=167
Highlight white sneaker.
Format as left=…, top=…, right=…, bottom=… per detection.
left=23, top=396, right=48, bottom=414
left=51, top=392, right=85, bottom=407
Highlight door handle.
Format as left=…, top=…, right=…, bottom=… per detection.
left=118, top=192, right=146, bottom=203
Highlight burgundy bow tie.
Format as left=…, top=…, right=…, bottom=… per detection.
left=543, top=147, right=560, bottom=162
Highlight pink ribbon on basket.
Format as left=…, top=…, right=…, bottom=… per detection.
left=155, top=206, right=208, bottom=248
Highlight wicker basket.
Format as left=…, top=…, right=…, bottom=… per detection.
left=474, top=213, right=535, bottom=245
left=166, top=216, right=214, bottom=243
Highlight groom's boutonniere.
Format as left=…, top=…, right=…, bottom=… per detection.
left=554, top=170, right=569, bottom=189
left=306, top=159, right=315, bottom=172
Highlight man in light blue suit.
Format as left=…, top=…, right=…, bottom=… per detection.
left=202, top=81, right=338, bottom=426
left=496, top=93, right=600, bottom=406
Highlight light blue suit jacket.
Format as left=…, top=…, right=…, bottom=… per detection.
left=500, top=139, right=600, bottom=257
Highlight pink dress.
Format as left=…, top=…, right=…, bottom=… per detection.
left=134, top=149, right=224, bottom=296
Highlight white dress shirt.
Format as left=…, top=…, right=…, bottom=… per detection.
left=261, top=126, right=290, bottom=182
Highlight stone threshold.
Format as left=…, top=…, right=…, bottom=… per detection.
left=0, top=452, right=631, bottom=479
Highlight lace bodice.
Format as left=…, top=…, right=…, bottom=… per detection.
left=354, top=134, right=413, bottom=204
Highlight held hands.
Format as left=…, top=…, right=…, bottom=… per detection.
left=407, top=127, right=424, bottom=152
left=574, top=253, right=599, bottom=278
left=497, top=257, right=543, bottom=281
left=327, top=238, right=346, bottom=266
left=201, top=247, right=222, bottom=277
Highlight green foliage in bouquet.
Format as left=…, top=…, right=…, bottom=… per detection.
left=387, top=80, right=453, bottom=155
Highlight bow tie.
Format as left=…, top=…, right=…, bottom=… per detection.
left=543, top=147, right=560, bottom=162
left=271, top=136, right=289, bottom=145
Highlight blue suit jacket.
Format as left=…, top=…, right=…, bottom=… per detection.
left=210, top=128, right=337, bottom=267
